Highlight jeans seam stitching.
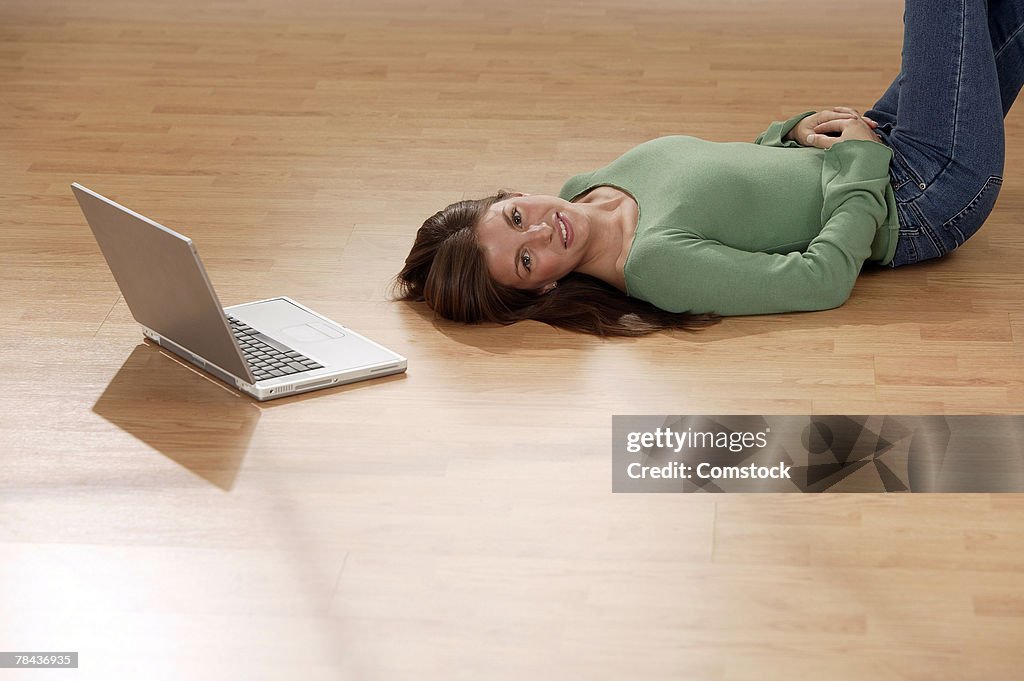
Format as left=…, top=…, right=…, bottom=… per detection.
left=993, top=23, right=1024, bottom=61
left=953, top=0, right=965, bottom=157
left=898, top=201, right=926, bottom=236
left=909, top=201, right=945, bottom=254
left=913, top=3, right=965, bottom=191
left=943, top=175, right=1003, bottom=230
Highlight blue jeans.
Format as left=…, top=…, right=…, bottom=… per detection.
left=864, top=0, right=1024, bottom=266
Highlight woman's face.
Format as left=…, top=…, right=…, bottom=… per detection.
left=475, top=193, right=587, bottom=292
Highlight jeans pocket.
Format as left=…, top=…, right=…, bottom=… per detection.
left=890, top=201, right=943, bottom=267
left=897, top=199, right=937, bottom=239
left=894, top=175, right=1004, bottom=266
left=942, top=175, right=1003, bottom=247
left=889, top=146, right=926, bottom=194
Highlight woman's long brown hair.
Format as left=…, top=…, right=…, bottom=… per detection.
left=394, top=191, right=719, bottom=337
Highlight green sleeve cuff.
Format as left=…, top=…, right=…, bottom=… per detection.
left=823, top=139, right=894, bottom=181
left=754, top=111, right=816, bottom=148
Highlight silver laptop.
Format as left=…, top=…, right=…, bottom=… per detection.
left=73, top=183, right=407, bottom=401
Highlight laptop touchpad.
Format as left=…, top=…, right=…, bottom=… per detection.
left=282, top=323, right=342, bottom=342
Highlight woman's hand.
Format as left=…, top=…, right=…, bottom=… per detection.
left=787, top=106, right=881, bottom=148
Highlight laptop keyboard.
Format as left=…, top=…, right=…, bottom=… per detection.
left=227, top=315, right=324, bottom=382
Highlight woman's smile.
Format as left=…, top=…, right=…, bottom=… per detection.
left=557, top=211, right=574, bottom=248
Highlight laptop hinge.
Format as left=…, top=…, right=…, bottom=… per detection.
left=147, top=332, right=249, bottom=388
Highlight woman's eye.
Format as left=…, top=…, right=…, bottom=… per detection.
left=512, top=208, right=522, bottom=227
left=520, top=251, right=532, bottom=271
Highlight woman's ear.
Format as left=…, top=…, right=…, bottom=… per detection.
left=541, top=281, right=558, bottom=294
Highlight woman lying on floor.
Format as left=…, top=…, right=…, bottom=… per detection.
left=397, top=1, right=1024, bottom=336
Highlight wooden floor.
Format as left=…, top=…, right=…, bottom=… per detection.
left=3, top=0, right=1024, bottom=678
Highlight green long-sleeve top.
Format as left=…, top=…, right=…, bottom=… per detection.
left=557, top=111, right=900, bottom=315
